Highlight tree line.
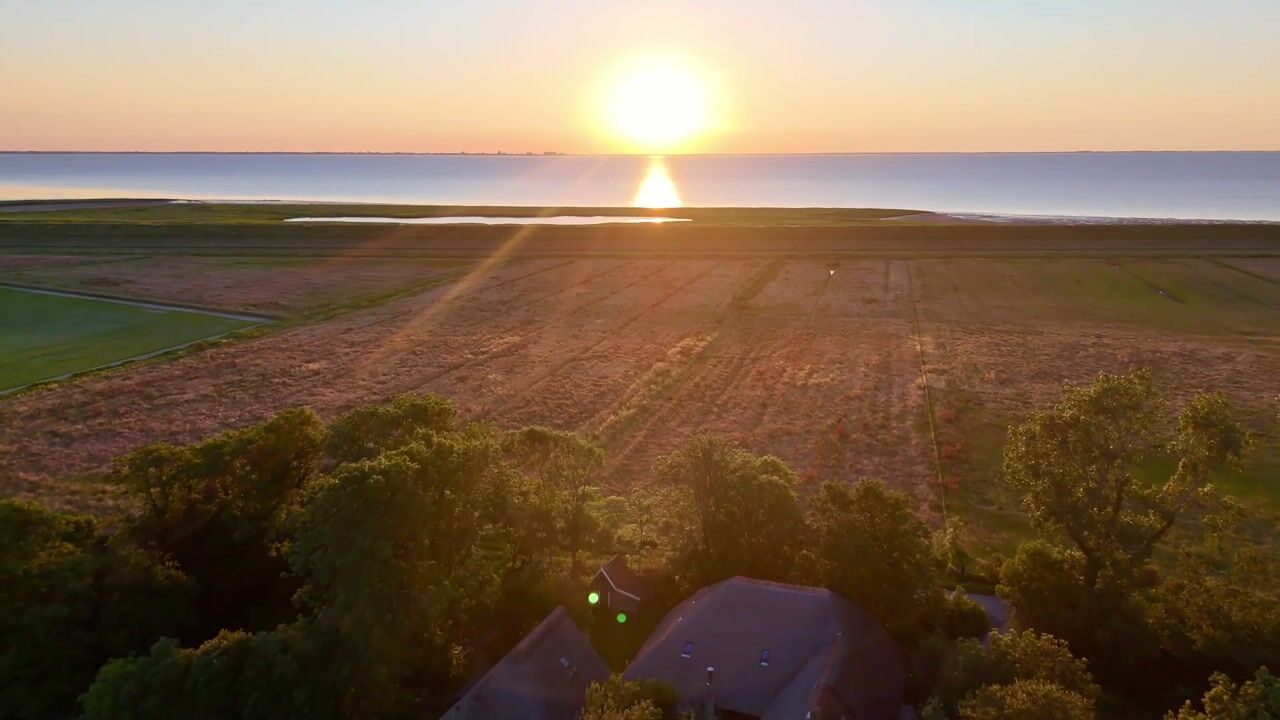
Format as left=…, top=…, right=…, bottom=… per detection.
left=1, top=370, right=1276, bottom=719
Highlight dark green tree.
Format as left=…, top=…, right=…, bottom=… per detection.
left=0, top=500, right=193, bottom=720
left=996, top=540, right=1091, bottom=643
left=937, top=629, right=1099, bottom=717
left=82, top=625, right=325, bottom=720
left=115, top=408, right=327, bottom=636
left=503, top=425, right=607, bottom=572
left=581, top=675, right=674, bottom=720
left=1003, top=370, right=1250, bottom=591
left=934, top=590, right=993, bottom=641
left=958, top=679, right=1094, bottom=720
left=653, top=435, right=805, bottom=587
left=808, top=478, right=936, bottom=635
left=326, top=392, right=455, bottom=464
left=288, top=424, right=516, bottom=716
left=1167, top=667, right=1280, bottom=720
left=1149, top=545, right=1280, bottom=688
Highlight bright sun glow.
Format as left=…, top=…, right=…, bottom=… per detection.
left=602, top=53, right=716, bottom=153
left=633, top=158, right=682, bottom=208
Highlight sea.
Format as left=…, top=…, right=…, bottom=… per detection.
left=1, top=152, right=1277, bottom=222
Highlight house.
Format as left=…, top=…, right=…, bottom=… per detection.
left=589, top=555, right=646, bottom=617
left=441, top=607, right=610, bottom=720
left=622, top=577, right=905, bottom=720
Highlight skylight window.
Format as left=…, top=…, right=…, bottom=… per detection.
left=681, top=641, right=695, bottom=658
left=760, top=649, right=771, bottom=667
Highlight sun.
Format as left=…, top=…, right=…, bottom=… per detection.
left=600, top=53, right=717, bottom=153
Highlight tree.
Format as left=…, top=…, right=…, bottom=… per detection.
left=611, top=482, right=695, bottom=566
left=1167, top=667, right=1280, bottom=720
left=934, top=590, right=992, bottom=641
left=503, top=426, right=607, bottom=572
left=288, top=424, right=515, bottom=716
left=936, top=629, right=1099, bottom=715
left=808, top=478, right=935, bottom=634
left=958, top=679, right=1094, bottom=720
left=84, top=413, right=524, bottom=720
left=114, top=408, right=327, bottom=636
left=82, top=625, right=326, bottom=720
left=0, top=500, right=193, bottom=720
left=581, top=675, right=672, bottom=720
left=1002, top=370, right=1250, bottom=592
left=996, top=541, right=1090, bottom=643
left=326, top=392, right=455, bottom=464
left=1149, top=546, right=1280, bottom=686
left=653, top=435, right=805, bottom=587
left=933, top=517, right=974, bottom=579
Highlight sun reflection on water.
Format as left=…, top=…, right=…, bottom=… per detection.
left=632, top=158, right=682, bottom=209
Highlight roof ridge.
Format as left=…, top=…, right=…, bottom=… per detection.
left=726, top=576, right=834, bottom=595
left=507, top=606, right=572, bottom=658
left=629, top=582, right=717, bottom=660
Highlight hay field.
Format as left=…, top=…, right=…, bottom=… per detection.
left=2, top=255, right=470, bottom=315
left=0, top=251, right=1276, bottom=529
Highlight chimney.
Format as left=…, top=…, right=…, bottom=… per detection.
left=703, top=666, right=716, bottom=719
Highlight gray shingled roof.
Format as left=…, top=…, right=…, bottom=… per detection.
left=622, top=577, right=905, bottom=720
left=441, top=607, right=610, bottom=720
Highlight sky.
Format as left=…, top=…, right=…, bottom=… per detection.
left=2, top=0, right=1278, bottom=153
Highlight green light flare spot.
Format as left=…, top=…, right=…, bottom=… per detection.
left=588, top=591, right=600, bottom=605
left=616, top=612, right=628, bottom=624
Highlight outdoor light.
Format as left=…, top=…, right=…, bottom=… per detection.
left=616, top=612, right=628, bottom=624
left=588, top=591, right=600, bottom=605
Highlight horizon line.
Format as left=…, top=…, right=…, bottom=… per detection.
left=3, top=149, right=1278, bottom=157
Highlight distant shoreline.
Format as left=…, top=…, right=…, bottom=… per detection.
left=2, top=199, right=1278, bottom=227
left=5, top=153, right=1276, bottom=222
left=3, top=150, right=1278, bottom=157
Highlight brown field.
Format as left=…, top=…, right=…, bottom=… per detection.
left=0, top=254, right=112, bottom=272
left=1, top=252, right=1276, bottom=530
left=1220, top=256, right=1280, bottom=284
left=2, top=255, right=470, bottom=314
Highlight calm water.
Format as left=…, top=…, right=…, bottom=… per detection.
left=2, top=152, right=1278, bottom=221
left=283, top=216, right=689, bottom=225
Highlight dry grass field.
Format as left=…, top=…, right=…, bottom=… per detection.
left=1, top=206, right=1277, bottom=536
left=2, top=255, right=470, bottom=315
left=0, top=254, right=111, bottom=272
left=1, top=249, right=1276, bottom=534
left=912, top=257, right=1280, bottom=551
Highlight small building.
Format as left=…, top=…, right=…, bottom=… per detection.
left=441, top=606, right=609, bottom=720
left=589, top=555, right=646, bottom=616
left=622, top=577, right=905, bottom=720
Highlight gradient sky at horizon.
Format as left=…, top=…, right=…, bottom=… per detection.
left=3, top=0, right=1278, bottom=153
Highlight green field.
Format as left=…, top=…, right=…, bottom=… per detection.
left=0, top=287, right=258, bottom=391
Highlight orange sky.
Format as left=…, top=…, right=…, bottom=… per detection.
left=3, top=1, right=1278, bottom=153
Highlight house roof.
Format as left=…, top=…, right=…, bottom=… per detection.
left=593, top=555, right=645, bottom=601
left=441, top=607, right=610, bottom=720
left=622, top=577, right=905, bottom=720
